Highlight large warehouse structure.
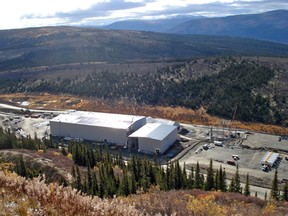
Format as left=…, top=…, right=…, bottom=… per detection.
left=50, top=111, right=146, bottom=146
left=128, top=123, right=178, bottom=154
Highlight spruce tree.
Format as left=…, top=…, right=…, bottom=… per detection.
left=92, top=171, right=98, bottom=197
left=255, top=191, right=257, bottom=197
left=87, top=164, right=92, bottom=191
left=76, top=165, right=82, bottom=191
left=71, top=165, right=76, bottom=179
left=221, top=167, right=227, bottom=192
left=229, top=178, right=235, bottom=192
left=16, top=156, right=28, bottom=178
left=244, top=173, right=250, bottom=196
left=129, top=172, right=137, bottom=194
left=234, top=165, right=241, bottom=193
left=188, top=166, right=194, bottom=189
left=194, top=161, right=201, bottom=189
left=215, top=169, right=219, bottom=190
left=118, top=170, right=130, bottom=196
left=182, top=163, right=188, bottom=189
left=270, top=169, right=280, bottom=201
left=205, top=159, right=214, bottom=191
left=175, top=161, right=183, bottom=189
left=264, top=191, right=267, bottom=200
left=281, top=181, right=288, bottom=201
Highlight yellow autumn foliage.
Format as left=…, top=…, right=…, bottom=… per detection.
left=187, top=194, right=227, bottom=216
left=262, top=202, right=276, bottom=216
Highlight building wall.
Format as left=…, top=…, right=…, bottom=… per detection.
left=50, top=117, right=146, bottom=146
left=131, top=118, right=147, bottom=132
left=138, top=137, right=162, bottom=154
left=160, top=127, right=178, bottom=153
left=138, top=127, right=178, bottom=154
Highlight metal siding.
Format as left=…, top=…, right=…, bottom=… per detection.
left=132, top=118, right=147, bottom=131
left=50, top=120, right=128, bottom=145
left=160, top=127, right=178, bottom=153
left=138, top=137, right=162, bottom=154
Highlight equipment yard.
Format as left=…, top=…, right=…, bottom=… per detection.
left=178, top=123, right=288, bottom=196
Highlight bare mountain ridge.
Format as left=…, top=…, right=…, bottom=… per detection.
left=0, top=26, right=288, bottom=71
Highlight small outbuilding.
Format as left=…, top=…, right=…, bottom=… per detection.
left=261, top=151, right=280, bottom=167
left=129, top=123, right=178, bottom=154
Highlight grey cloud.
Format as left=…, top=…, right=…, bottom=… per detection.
left=21, top=0, right=288, bottom=26
left=56, top=0, right=147, bottom=21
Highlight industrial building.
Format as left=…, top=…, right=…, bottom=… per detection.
left=128, top=123, right=178, bottom=154
left=261, top=151, right=280, bottom=167
left=146, top=116, right=180, bottom=128
left=50, top=111, right=146, bottom=146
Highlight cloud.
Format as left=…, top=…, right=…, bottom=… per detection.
left=0, top=0, right=287, bottom=29
left=53, top=0, right=147, bottom=23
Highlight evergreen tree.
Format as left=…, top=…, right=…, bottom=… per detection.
left=118, top=170, right=130, bottom=196
left=15, top=155, right=28, bottom=178
left=205, top=159, right=214, bottom=191
left=92, top=171, right=98, bottom=197
left=87, top=165, right=92, bottom=193
left=76, top=165, right=82, bottom=191
left=61, top=147, right=68, bottom=156
left=82, top=177, right=88, bottom=194
left=222, top=167, right=227, bottom=192
left=255, top=191, right=258, bottom=197
left=281, top=181, right=288, bottom=201
left=175, top=161, right=183, bottom=189
left=129, top=172, right=137, bottom=194
left=244, top=173, right=250, bottom=196
left=182, top=163, right=188, bottom=189
left=200, top=174, right=205, bottom=188
left=270, top=169, right=280, bottom=201
left=194, top=161, right=201, bottom=189
left=215, top=169, right=219, bottom=190
left=264, top=191, right=267, bottom=200
left=71, top=165, right=76, bottom=179
left=159, top=167, right=168, bottom=191
left=229, top=178, right=235, bottom=192
left=234, top=165, right=241, bottom=193
left=140, top=159, right=150, bottom=191
left=188, top=166, right=194, bottom=189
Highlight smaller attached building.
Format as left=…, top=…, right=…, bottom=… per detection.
left=129, top=123, right=178, bottom=154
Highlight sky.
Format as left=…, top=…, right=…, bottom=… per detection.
left=0, top=0, right=287, bottom=30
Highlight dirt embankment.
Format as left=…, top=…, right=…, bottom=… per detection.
left=0, top=93, right=288, bottom=135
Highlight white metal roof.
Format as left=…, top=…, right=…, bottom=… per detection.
left=146, top=116, right=180, bottom=127
left=261, top=151, right=279, bottom=165
left=129, top=123, right=177, bottom=141
left=50, top=111, right=146, bottom=130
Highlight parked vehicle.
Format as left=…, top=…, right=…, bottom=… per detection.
left=227, top=160, right=236, bottom=165
left=195, top=148, right=202, bottom=154
left=203, top=144, right=209, bottom=150
left=232, top=155, right=240, bottom=160
left=262, top=164, right=270, bottom=172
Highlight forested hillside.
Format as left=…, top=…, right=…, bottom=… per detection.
left=1, top=57, right=287, bottom=126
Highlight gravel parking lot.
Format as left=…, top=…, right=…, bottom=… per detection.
left=178, top=124, right=288, bottom=198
